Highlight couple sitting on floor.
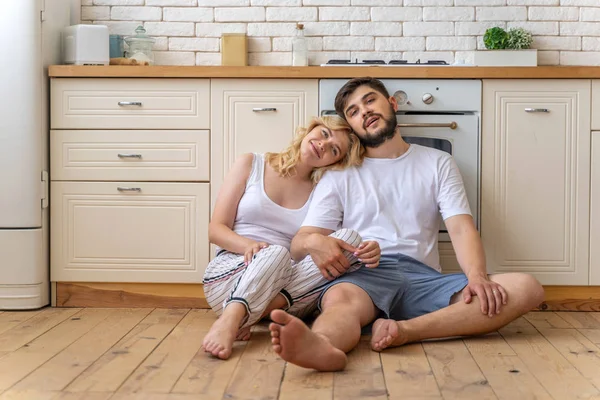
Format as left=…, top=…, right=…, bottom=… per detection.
left=201, top=76, right=545, bottom=372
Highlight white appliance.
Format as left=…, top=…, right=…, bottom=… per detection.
left=0, top=0, right=77, bottom=309
left=319, top=79, right=481, bottom=242
left=63, top=24, right=109, bottom=65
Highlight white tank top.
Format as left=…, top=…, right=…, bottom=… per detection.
left=229, top=153, right=313, bottom=251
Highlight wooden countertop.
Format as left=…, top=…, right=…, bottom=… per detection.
left=48, top=65, right=600, bottom=79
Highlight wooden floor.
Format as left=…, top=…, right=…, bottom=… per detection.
left=0, top=309, right=599, bottom=399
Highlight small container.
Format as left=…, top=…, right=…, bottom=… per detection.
left=124, top=26, right=155, bottom=65
left=292, top=23, right=308, bottom=66
left=109, top=34, right=124, bottom=58
left=221, top=33, right=247, bottom=66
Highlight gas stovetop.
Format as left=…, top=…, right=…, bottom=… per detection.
left=320, top=59, right=450, bottom=67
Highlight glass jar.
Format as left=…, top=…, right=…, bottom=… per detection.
left=124, top=26, right=155, bottom=65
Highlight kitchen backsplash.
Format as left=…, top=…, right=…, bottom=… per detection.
left=81, top=0, right=600, bottom=66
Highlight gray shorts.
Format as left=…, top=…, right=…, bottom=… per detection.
left=318, top=253, right=468, bottom=321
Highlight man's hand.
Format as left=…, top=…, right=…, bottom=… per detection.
left=243, top=241, right=269, bottom=265
left=463, top=274, right=508, bottom=317
left=307, top=234, right=359, bottom=280
left=355, top=241, right=380, bottom=268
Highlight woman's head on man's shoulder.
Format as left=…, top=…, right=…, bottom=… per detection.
left=267, top=115, right=364, bottom=183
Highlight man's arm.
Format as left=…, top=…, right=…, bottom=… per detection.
left=446, top=214, right=508, bottom=316
left=291, top=226, right=359, bottom=280
left=290, top=226, right=333, bottom=261
left=438, top=155, right=507, bottom=317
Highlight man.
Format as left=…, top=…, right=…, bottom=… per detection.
left=268, top=77, right=545, bottom=372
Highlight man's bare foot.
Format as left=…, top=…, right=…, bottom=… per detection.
left=202, top=315, right=239, bottom=359
left=236, top=326, right=251, bottom=341
left=269, top=309, right=347, bottom=371
left=370, top=318, right=407, bottom=351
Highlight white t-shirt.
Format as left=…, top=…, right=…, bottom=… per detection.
left=301, top=144, right=471, bottom=271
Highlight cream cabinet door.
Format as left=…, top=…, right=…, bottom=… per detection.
left=210, top=79, right=318, bottom=208
left=591, top=132, right=600, bottom=285
left=482, top=80, right=591, bottom=285
left=51, top=182, right=210, bottom=282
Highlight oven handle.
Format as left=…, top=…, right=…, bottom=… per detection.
left=398, top=122, right=458, bottom=130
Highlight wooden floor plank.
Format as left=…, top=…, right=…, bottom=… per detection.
left=380, top=342, right=441, bottom=400
left=539, top=328, right=600, bottom=390
left=117, top=309, right=208, bottom=394
left=523, top=312, right=574, bottom=329
left=579, top=329, right=600, bottom=346
left=65, top=309, right=188, bottom=393
left=222, top=326, right=285, bottom=400
left=0, top=309, right=112, bottom=392
left=0, top=390, right=57, bottom=400
left=334, top=337, right=387, bottom=400
left=279, top=364, right=333, bottom=400
left=464, top=333, right=552, bottom=400
left=0, top=311, right=42, bottom=336
left=0, top=308, right=80, bottom=352
left=171, top=310, right=247, bottom=396
left=423, top=339, right=497, bottom=400
left=499, top=317, right=600, bottom=399
left=13, top=309, right=152, bottom=392
left=556, top=312, right=600, bottom=329
left=111, top=394, right=207, bottom=400
left=51, top=393, right=113, bottom=400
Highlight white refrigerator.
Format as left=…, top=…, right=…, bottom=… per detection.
left=0, top=0, right=77, bottom=309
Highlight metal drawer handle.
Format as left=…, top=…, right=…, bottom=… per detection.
left=525, top=108, right=549, bottom=113
left=252, top=107, right=277, bottom=112
left=118, top=101, right=143, bottom=106
left=117, top=187, right=141, bottom=192
left=398, top=122, right=458, bottom=130
left=118, top=153, right=142, bottom=159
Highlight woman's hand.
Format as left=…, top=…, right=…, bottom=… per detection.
left=355, top=241, right=380, bottom=268
left=244, top=241, right=269, bottom=265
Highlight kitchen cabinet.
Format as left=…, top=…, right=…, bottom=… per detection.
left=591, top=131, right=600, bottom=285
left=50, top=182, right=209, bottom=283
left=481, top=80, right=591, bottom=285
left=210, top=79, right=318, bottom=209
left=50, top=78, right=211, bottom=281
left=592, top=80, right=600, bottom=131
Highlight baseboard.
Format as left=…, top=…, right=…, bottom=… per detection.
left=55, top=282, right=209, bottom=308
left=537, top=286, right=600, bottom=311
left=54, top=282, right=600, bottom=311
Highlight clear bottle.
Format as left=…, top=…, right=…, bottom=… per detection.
left=292, top=23, right=308, bottom=66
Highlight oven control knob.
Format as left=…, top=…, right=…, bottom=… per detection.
left=422, top=93, right=434, bottom=104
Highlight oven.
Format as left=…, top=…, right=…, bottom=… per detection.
left=319, top=79, right=481, bottom=242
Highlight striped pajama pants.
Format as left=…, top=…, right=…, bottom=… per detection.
left=202, top=229, right=363, bottom=328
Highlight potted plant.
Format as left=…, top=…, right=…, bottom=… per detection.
left=474, top=27, right=537, bottom=66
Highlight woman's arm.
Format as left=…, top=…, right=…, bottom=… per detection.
left=208, top=153, right=258, bottom=254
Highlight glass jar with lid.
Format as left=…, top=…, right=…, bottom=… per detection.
left=124, top=26, right=155, bottom=65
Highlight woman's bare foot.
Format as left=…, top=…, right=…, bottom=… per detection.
left=269, top=309, right=347, bottom=371
left=202, top=303, right=247, bottom=359
left=370, top=318, right=407, bottom=351
left=236, top=326, right=252, bottom=341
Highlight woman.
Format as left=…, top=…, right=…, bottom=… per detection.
left=202, top=116, right=380, bottom=360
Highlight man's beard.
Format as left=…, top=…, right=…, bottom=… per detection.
left=359, top=111, right=398, bottom=148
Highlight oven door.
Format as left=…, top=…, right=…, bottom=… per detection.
left=399, top=113, right=480, bottom=242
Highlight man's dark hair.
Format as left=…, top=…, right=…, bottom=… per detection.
left=334, top=77, right=391, bottom=119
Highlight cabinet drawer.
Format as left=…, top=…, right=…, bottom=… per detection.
left=50, top=182, right=210, bottom=283
left=50, top=130, right=209, bottom=182
left=51, top=78, right=210, bottom=129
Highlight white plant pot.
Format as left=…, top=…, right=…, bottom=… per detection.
left=474, top=49, right=537, bottom=66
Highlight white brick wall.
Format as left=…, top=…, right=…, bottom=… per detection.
left=82, top=1, right=600, bottom=65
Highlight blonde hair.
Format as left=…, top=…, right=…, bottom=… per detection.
left=265, top=115, right=364, bottom=183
